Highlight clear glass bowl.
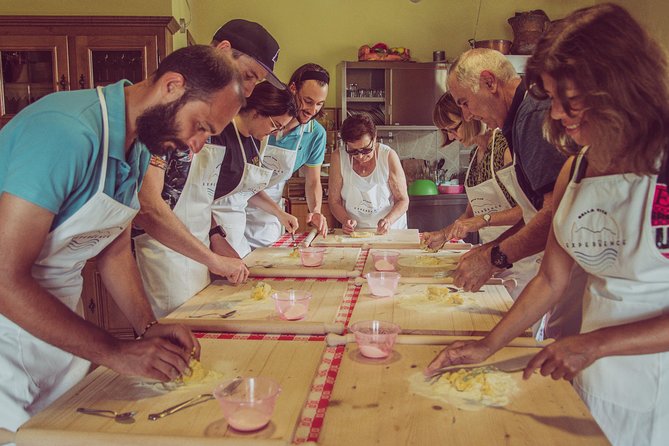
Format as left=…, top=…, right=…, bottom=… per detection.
left=298, top=247, right=326, bottom=267
left=365, top=271, right=401, bottom=297
left=371, top=250, right=400, bottom=271
left=271, top=290, right=312, bottom=320
left=214, top=377, right=281, bottom=432
left=350, top=320, right=402, bottom=358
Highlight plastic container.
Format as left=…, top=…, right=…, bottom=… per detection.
left=272, top=290, right=312, bottom=320
left=299, top=247, right=326, bottom=267
left=350, top=320, right=402, bottom=359
left=408, top=179, right=438, bottom=196
left=214, top=377, right=281, bottom=432
left=438, top=184, right=465, bottom=194
left=365, top=271, right=400, bottom=297
left=371, top=250, right=400, bottom=272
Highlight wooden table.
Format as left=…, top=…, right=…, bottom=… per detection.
left=350, top=283, right=521, bottom=336
left=318, top=340, right=609, bottom=446
left=312, top=229, right=421, bottom=249
left=162, top=279, right=349, bottom=335
left=244, top=247, right=361, bottom=278
left=16, top=338, right=325, bottom=446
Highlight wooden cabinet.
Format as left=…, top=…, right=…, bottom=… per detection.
left=81, top=259, right=135, bottom=340
left=287, top=199, right=338, bottom=231
left=0, top=15, right=178, bottom=127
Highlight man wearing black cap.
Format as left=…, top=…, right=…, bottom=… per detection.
left=133, top=19, right=284, bottom=318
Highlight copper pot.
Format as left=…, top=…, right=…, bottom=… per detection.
left=468, top=39, right=512, bottom=55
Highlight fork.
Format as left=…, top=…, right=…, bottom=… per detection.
left=187, top=310, right=236, bottom=319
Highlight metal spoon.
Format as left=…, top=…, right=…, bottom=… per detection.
left=188, top=310, right=237, bottom=319
left=76, top=407, right=137, bottom=423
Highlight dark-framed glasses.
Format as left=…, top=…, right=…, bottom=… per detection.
left=268, top=115, right=286, bottom=133
left=444, top=120, right=463, bottom=137
left=345, top=139, right=375, bottom=156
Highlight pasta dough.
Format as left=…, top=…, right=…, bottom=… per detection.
left=409, top=367, right=518, bottom=411
left=250, top=282, right=273, bottom=300
left=350, top=231, right=376, bottom=238
left=398, top=286, right=466, bottom=311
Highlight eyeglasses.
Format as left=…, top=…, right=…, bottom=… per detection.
left=268, top=115, right=286, bottom=133
left=345, top=139, right=375, bottom=156
left=443, top=120, right=463, bottom=138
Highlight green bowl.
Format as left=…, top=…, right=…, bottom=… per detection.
left=408, top=179, right=438, bottom=196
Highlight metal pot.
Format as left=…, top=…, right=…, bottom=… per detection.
left=468, top=39, right=512, bottom=55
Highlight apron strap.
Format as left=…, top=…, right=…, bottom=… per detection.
left=95, top=87, right=110, bottom=193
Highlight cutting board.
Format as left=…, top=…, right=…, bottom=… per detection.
left=17, top=338, right=325, bottom=446
left=311, top=229, right=421, bottom=249
left=318, top=340, right=608, bottom=446
left=350, top=283, right=522, bottom=336
left=162, top=279, right=348, bottom=334
left=244, top=247, right=361, bottom=278
left=363, top=248, right=467, bottom=278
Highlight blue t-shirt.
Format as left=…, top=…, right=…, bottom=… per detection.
left=267, top=119, right=326, bottom=171
left=0, top=80, right=150, bottom=230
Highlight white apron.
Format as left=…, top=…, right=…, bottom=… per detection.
left=244, top=125, right=304, bottom=249
left=212, top=121, right=272, bottom=258
left=340, top=143, right=407, bottom=229
left=554, top=150, right=669, bottom=446
left=0, top=87, right=139, bottom=431
left=134, top=143, right=226, bottom=318
left=496, top=148, right=584, bottom=338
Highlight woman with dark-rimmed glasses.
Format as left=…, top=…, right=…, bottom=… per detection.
left=328, top=113, right=409, bottom=234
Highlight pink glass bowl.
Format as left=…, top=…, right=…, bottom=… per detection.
left=271, top=290, right=312, bottom=321
left=350, top=320, right=402, bottom=359
left=365, top=271, right=401, bottom=297
left=214, top=377, right=282, bottom=432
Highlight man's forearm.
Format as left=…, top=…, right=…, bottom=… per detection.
left=305, top=176, right=323, bottom=214
left=136, top=199, right=216, bottom=267
left=97, top=231, right=156, bottom=331
left=498, top=206, right=551, bottom=263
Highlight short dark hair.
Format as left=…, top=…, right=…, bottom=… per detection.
left=153, top=44, right=243, bottom=104
left=241, top=81, right=296, bottom=117
left=289, top=63, right=329, bottom=120
left=340, top=113, right=376, bottom=143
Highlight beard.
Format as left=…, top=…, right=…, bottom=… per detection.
left=136, top=97, right=190, bottom=156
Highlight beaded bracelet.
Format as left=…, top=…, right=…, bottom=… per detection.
left=135, top=319, right=158, bottom=340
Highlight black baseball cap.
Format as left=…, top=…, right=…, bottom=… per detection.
left=213, top=19, right=284, bottom=90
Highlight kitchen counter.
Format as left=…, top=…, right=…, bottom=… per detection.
left=407, top=193, right=479, bottom=243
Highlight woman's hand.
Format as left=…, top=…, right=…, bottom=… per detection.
left=423, top=228, right=448, bottom=249
left=523, top=334, right=600, bottom=381
left=307, top=212, right=328, bottom=237
left=376, top=218, right=390, bottom=235
left=279, top=212, right=299, bottom=235
left=343, top=219, right=357, bottom=234
left=446, top=216, right=485, bottom=240
left=424, top=339, right=494, bottom=376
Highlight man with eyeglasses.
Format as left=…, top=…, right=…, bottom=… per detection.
left=446, top=48, right=585, bottom=340
left=133, top=20, right=283, bottom=318
left=244, top=63, right=331, bottom=250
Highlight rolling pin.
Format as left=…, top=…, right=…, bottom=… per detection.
left=164, top=318, right=345, bottom=335
left=301, top=228, right=318, bottom=247
left=353, top=276, right=506, bottom=286
left=250, top=268, right=360, bottom=279
left=326, top=333, right=553, bottom=348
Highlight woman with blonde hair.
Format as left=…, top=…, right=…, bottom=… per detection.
left=426, top=4, right=669, bottom=444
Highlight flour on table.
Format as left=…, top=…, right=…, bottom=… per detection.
left=397, top=285, right=468, bottom=312
left=409, top=367, right=518, bottom=411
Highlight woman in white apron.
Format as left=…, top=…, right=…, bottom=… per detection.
left=329, top=113, right=409, bottom=234
left=427, top=5, right=669, bottom=443
left=211, top=83, right=297, bottom=258
left=0, top=88, right=142, bottom=430
left=243, top=125, right=304, bottom=248
left=424, top=92, right=532, bottom=299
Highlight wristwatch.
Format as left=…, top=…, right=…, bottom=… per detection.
left=209, top=225, right=226, bottom=239
left=482, top=213, right=492, bottom=227
left=490, top=245, right=513, bottom=269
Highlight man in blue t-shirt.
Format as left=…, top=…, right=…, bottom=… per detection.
left=0, top=45, right=243, bottom=431
left=244, top=63, right=330, bottom=248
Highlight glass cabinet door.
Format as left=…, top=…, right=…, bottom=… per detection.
left=75, top=35, right=158, bottom=89
left=0, top=35, right=69, bottom=125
